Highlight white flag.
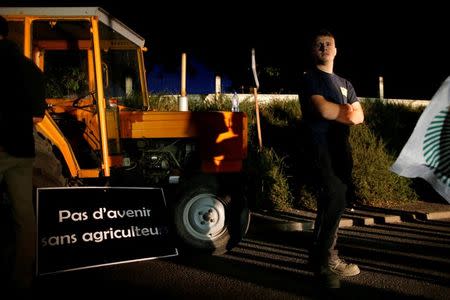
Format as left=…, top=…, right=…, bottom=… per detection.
left=390, top=76, right=450, bottom=202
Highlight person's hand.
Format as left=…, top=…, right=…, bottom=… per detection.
left=337, top=103, right=353, bottom=121
left=347, top=102, right=364, bottom=125
left=344, top=103, right=354, bottom=112
left=337, top=103, right=365, bottom=125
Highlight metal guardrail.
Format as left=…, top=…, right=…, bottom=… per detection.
left=150, top=94, right=430, bottom=108
left=359, top=97, right=429, bottom=107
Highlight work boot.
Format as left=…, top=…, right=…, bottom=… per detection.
left=328, top=257, right=360, bottom=277
left=316, top=265, right=340, bottom=289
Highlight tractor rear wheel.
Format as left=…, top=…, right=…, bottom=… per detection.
left=33, top=131, right=66, bottom=188
left=173, top=174, right=250, bottom=255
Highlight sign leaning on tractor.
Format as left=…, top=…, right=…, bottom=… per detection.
left=0, top=7, right=250, bottom=255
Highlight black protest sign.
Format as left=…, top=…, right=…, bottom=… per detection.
left=36, top=187, right=178, bottom=275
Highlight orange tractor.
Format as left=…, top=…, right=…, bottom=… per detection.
left=0, top=7, right=250, bottom=254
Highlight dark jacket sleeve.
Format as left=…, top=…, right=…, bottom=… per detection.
left=25, top=58, right=47, bottom=118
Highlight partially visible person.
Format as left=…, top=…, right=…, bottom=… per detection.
left=0, top=15, right=46, bottom=291
left=299, top=29, right=364, bottom=288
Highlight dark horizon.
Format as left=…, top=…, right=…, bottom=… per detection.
left=3, top=1, right=449, bottom=99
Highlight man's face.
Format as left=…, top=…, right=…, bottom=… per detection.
left=312, top=35, right=337, bottom=64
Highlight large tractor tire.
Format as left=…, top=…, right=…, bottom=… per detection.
left=33, top=131, right=66, bottom=188
left=173, top=174, right=250, bottom=255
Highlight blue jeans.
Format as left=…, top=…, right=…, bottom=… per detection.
left=0, top=151, right=35, bottom=289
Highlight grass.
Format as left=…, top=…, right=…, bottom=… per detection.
left=362, top=99, right=425, bottom=156
left=148, top=94, right=429, bottom=210
left=350, top=123, right=418, bottom=206
left=239, top=97, right=423, bottom=210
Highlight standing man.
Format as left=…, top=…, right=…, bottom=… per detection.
left=300, top=29, right=364, bottom=288
left=0, top=15, right=46, bottom=291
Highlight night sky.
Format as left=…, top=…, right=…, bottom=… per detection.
left=3, top=1, right=449, bottom=99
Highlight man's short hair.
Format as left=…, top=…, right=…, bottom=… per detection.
left=310, top=28, right=335, bottom=48
left=0, top=15, right=9, bottom=37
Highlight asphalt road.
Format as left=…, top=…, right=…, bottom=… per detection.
left=34, top=215, right=450, bottom=299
